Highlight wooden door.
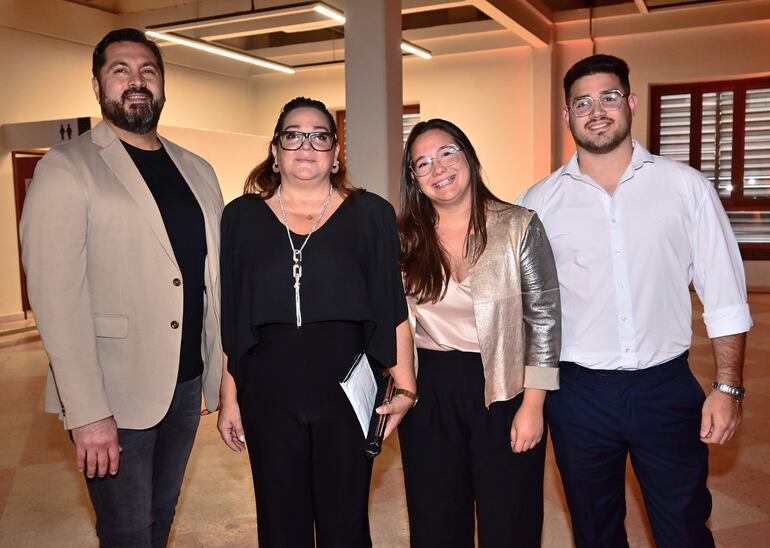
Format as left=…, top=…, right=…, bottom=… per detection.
left=12, top=152, right=45, bottom=315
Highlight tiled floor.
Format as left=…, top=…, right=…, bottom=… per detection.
left=1, top=293, right=768, bottom=547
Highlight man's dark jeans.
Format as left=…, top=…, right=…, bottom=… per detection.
left=85, top=375, right=201, bottom=548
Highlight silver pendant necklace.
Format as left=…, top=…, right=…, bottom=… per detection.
left=277, top=184, right=333, bottom=327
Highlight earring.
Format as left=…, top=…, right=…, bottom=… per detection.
left=272, top=162, right=279, bottom=173
left=331, top=161, right=340, bottom=174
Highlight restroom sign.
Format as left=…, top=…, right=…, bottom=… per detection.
left=55, top=119, right=79, bottom=142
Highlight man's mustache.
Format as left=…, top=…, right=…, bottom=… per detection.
left=122, top=88, right=154, bottom=102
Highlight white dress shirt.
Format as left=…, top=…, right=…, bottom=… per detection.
left=518, top=141, right=751, bottom=370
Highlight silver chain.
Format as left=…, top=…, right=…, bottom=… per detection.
left=276, top=184, right=333, bottom=327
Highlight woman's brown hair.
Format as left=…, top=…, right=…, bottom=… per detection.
left=398, top=118, right=503, bottom=304
left=243, top=97, right=353, bottom=197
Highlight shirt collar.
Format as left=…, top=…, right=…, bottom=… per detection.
left=561, top=139, right=656, bottom=181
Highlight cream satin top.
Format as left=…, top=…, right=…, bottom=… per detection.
left=405, top=203, right=561, bottom=407
left=411, top=276, right=480, bottom=353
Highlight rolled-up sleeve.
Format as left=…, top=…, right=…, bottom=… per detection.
left=519, top=214, right=561, bottom=390
left=692, top=178, right=752, bottom=338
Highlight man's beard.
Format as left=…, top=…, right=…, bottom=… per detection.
left=100, top=87, right=164, bottom=135
left=570, top=113, right=631, bottom=155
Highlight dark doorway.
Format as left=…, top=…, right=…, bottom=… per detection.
left=12, top=151, right=45, bottom=316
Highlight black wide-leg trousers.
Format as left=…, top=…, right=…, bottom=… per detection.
left=238, top=321, right=373, bottom=548
left=398, top=349, right=546, bottom=548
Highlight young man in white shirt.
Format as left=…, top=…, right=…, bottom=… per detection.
left=518, top=54, right=751, bottom=548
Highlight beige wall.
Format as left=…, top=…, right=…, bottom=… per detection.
left=0, top=25, right=262, bottom=319
left=553, top=19, right=770, bottom=166
left=250, top=47, right=537, bottom=204
left=157, top=126, right=269, bottom=204
left=2, top=8, right=769, bottom=319
left=551, top=18, right=770, bottom=291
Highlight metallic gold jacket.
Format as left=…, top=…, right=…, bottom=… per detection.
left=457, top=203, right=561, bottom=406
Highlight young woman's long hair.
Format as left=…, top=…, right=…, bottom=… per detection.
left=398, top=119, right=503, bottom=304
left=243, top=96, right=353, bottom=197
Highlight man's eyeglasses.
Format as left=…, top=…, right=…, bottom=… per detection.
left=410, top=144, right=464, bottom=177
left=277, top=131, right=335, bottom=151
left=569, top=90, right=627, bottom=117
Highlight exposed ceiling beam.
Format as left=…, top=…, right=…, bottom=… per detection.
left=470, top=0, right=553, bottom=47
left=401, top=0, right=471, bottom=14
left=554, top=0, right=770, bottom=40
left=633, top=0, right=649, bottom=14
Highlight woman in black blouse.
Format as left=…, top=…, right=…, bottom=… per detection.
left=217, top=97, right=416, bottom=548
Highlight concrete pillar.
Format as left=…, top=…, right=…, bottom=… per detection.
left=344, top=0, right=403, bottom=204
left=531, top=45, right=555, bottom=179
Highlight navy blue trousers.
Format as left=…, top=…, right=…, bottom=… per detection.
left=85, top=376, right=202, bottom=548
left=547, top=353, right=715, bottom=548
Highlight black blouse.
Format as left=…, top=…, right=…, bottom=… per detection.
left=220, top=190, right=407, bottom=381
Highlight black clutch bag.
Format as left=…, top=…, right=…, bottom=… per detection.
left=365, top=371, right=395, bottom=459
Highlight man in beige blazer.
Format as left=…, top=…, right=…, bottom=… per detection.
left=20, top=28, right=223, bottom=547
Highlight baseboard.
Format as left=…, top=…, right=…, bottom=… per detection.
left=0, top=311, right=26, bottom=324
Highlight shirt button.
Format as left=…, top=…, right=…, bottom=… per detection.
left=173, top=278, right=181, bottom=286
left=615, top=250, right=622, bottom=255
left=170, top=321, right=179, bottom=329
left=619, top=283, right=624, bottom=289
left=621, top=316, right=627, bottom=322
left=611, top=218, right=617, bottom=223
left=624, top=347, right=630, bottom=352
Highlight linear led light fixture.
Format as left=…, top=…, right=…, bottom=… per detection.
left=312, top=3, right=432, bottom=59
left=400, top=41, right=432, bottom=60
left=145, top=31, right=295, bottom=74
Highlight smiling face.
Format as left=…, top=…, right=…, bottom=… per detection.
left=409, top=129, right=472, bottom=210
left=92, top=41, right=165, bottom=135
left=272, top=107, right=339, bottom=184
left=564, top=72, right=637, bottom=155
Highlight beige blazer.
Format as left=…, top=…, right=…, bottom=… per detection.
left=20, top=121, right=224, bottom=430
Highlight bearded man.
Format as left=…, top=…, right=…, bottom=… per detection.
left=518, top=54, right=751, bottom=548
left=20, top=28, right=223, bottom=547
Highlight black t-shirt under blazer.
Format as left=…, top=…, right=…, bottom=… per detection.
left=123, top=140, right=206, bottom=382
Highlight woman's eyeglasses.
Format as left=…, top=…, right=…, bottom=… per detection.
left=410, top=144, right=463, bottom=177
left=277, top=131, right=335, bottom=151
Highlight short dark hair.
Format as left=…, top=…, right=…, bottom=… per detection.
left=92, top=28, right=164, bottom=80
left=563, top=54, right=630, bottom=103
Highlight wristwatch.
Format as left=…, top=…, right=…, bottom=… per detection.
left=712, top=381, right=746, bottom=403
left=394, top=388, right=419, bottom=407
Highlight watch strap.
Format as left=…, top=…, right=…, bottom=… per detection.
left=712, top=381, right=745, bottom=402
left=394, top=388, right=419, bottom=407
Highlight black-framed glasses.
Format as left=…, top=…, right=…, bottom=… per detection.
left=410, top=144, right=464, bottom=177
left=277, top=131, right=336, bottom=151
left=569, top=89, right=627, bottom=117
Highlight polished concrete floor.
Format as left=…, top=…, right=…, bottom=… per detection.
left=1, top=293, right=768, bottom=547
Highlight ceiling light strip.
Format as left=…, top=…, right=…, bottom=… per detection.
left=147, top=3, right=321, bottom=33
left=400, top=41, right=432, bottom=59
left=313, top=4, right=346, bottom=24
left=312, top=2, right=431, bottom=59
left=145, top=31, right=295, bottom=74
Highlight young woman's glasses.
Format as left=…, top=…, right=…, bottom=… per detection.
left=569, top=90, right=627, bottom=117
left=277, top=131, right=335, bottom=151
left=410, top=144, right=464, bottom=177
